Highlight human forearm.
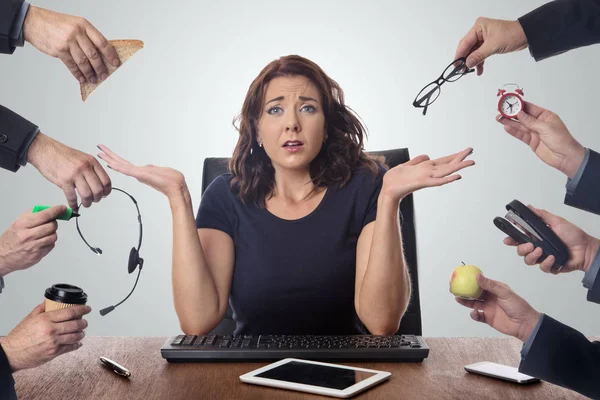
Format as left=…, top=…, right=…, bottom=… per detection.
left=358, top=193, right=410, bottom=335
left=169, top=190, right=222, bottom=334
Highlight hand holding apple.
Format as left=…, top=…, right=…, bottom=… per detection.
left=455, top=274, right=542, bottom=342
left=449, top=262, right=483, bottom=299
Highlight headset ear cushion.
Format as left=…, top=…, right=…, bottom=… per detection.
left=128, top=248, right=139, bottom=274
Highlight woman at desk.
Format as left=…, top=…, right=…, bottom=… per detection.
left=98, top=55, right=473, bottom=336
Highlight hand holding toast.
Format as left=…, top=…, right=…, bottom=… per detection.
left=23, top=6, right=120, bottom=84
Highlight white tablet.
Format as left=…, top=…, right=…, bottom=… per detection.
left=239, top=358, right=391, bottom=398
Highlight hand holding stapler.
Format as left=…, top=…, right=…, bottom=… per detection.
left=493, top=200, right=569, bottom=272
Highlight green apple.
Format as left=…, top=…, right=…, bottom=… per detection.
left=449, top=263, right=483, bottom=299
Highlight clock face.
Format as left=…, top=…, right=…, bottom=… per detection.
left=500, top=94, right=522, bottom=117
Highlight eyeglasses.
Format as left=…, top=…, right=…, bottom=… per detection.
left=413, top=57, right=474, bottom=116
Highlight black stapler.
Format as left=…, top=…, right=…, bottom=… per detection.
left=493, top=200, right=569, bottom=272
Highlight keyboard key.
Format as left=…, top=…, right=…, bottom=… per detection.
left=183, top=336, right=197, bottom=346
left=171, top=335, right=185, bottom=346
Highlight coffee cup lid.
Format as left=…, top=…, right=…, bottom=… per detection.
left=44, top=283, right=88, bottom=304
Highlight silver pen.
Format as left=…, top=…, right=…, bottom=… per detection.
left=100, top=356, right=131, bottom=378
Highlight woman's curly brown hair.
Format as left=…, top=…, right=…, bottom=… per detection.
left=230, top=55, right=381, bottom=206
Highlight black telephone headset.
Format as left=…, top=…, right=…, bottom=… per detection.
left=75, top=187, right=144, bottom=316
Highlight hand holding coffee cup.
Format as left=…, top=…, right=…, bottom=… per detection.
left=0, top=288, right=91, bottom=372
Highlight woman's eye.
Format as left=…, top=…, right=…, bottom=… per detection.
left=267, top=107, right=282, bottom=115
left=301, top=105, right=316, bottom=113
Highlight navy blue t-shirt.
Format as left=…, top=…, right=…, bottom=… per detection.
left=196, top=166, right=386, bottom=335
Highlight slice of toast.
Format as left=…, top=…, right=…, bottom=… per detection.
left=80, top=39, right=144, bottom=101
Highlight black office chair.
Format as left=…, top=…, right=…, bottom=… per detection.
left=201, top=148, right=423, bottom=336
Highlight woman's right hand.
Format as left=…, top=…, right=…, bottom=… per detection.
left=97, top=144, right=187, bottom=199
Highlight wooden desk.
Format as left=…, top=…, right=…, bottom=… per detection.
left=14, top=337, right=586, bottom=399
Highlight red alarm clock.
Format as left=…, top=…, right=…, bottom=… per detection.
left=497, top=84, right=525, bottom=119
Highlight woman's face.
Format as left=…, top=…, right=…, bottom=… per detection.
left=257, top=75, right=326, bottom=172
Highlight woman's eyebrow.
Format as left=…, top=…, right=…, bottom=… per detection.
left=299, top=96, right=318, bottom=103
left=265, top=95, right=319, bottom=105
left=266, top=96, right=284, bottom=105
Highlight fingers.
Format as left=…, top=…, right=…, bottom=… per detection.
left=432, top=159, right=475, bottom=178
left=56, top=343, right=82, bottom=357
left=516, top=109, right=548, bottom=132
left=470, top=309, right=487, bottom=324
left=434, top=174, right=462, bottom=186
left=527, top=205, right=560, bottom=227
left=47, top=305, right=92, bottom=323
left=85, top=25, right=120, bottom=68
left=496, top=114, right=530, bottom=133
left=405, top=154, right=431, bottom=166
left=33, top=233, right=58, bottom=249
left=523, top=101, right=547, bottom=119
left=29, top=220, right=58, bottom=240
left=97, top=145, right=132, bottom=166
left=24, top=205, right=67, bottom=228
left=524, top=247, right=543, bottom=265
left=59, top=54, right=86, bottom=84
left=539, top=255, right=556, bottom=273
left=516, top=242, right=534, bottom=256
left=504, top=237, right=518, bottom=246
left=69, top=40, right=96, bottom=84
left=476, top=274, right=511, bottom=299
left=432, top=147, right=472, bottom=165
left=29, top=218, right=58, bottom=238
left=77, top=34, right=108, bottom=82
left=74, top=175, right=93, bottom=208
left=455, top=26, right=479, bottom=62
left=83, top=169, right=105, bottom=204
left=465, top=41, right=495, bottom=71
left=36, top=244, right=56, bottom=260
left=496, top=115, right=534, bottom=144
left=93, top=163, right=112, bottom=197
left=62, top=186, right=79, bottom=211
left=28, top=303, right=46, bottom=317
left=455, top=297, right=486, bottom=311
left=476, top=61, right=484, bottom=76
left=57, top=331, right=86, bottom=345
left=56, top=318, right=88, bottom=335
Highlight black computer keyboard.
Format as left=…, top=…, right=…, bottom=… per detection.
left=161, top=334, right=429, bottom=362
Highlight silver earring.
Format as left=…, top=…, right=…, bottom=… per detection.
left=258, top=140, right=263, bottom=147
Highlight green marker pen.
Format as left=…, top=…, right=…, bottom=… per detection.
left=32, top=205, right=80, bottom=221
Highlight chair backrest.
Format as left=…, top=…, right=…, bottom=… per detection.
left=201, top=148, right=422, bottom=336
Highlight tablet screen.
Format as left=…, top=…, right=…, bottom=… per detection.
left=256, top=361, right=376, bottom=390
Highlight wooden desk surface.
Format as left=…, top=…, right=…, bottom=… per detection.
left=13, top=337, right=586, bottom=400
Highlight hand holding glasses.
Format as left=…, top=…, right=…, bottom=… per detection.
left=413, top=57, right=474, bottom=116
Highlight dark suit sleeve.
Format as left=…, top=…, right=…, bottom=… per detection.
left=518, top=0, right=600, bottom=61
left=564, top=149, right=600, bottom=215
left=0, top=105, right=39, bottom=172
left=0, top=342, right=16, bottom=400
left=0, top=0, right=25, bottom=54
left=588, top=265, right=600, bottom=304
left=519, top=315, right=600, bottom=398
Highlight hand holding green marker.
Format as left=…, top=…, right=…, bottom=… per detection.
left=32, top=205, right=80, bottom=221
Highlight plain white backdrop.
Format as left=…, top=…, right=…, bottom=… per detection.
left=1, top=0, right=599, bottom=337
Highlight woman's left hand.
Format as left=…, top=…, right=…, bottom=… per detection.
left=382, top=147, right=474, bottom=201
